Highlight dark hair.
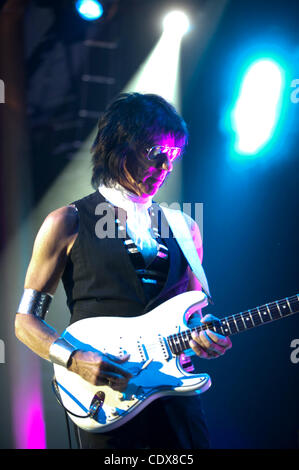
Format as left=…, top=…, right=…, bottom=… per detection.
left=90, top=92, right=188, bottom=188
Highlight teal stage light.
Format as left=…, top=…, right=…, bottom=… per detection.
left=226, top=56, right=287, bottom=159
left=75, top=0, right=104, bottom=21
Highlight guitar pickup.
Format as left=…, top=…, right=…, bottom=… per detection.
left=158, top=334, right=172, bottom=361
left=137, top=340, right=148, bottom=361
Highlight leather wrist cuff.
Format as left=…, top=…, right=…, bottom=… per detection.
left=17, top=288, right=52, bottom=319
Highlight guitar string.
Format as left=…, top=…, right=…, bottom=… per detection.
left=117, top=296, right=299, bottom=358
left=135, top=297, right=299, bottom=355
left=180, top=296, right=298, bottom=334
left=166, top=296, right=299, bottom=352
left=180, top=297, right=298, bottom=336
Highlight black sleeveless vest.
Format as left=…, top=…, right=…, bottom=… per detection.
left=62, top=190, right=189, bottom=325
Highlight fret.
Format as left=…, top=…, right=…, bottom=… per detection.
left=249, top=308, right=263, bottom=326
left=173, top=335, right=181, bottom=354
left=182, top=330, right=190, bottom=350
left=168, top=335, right=174, bottom=353
left=240, top=314, right=247, bottom=329
left=275, top=301, right=283, bottom=317
left=222, top=319, right=231, bottom=335
left=276, top=300, right=292, bottom=317
left=265, top=304, right=273, bottom=320
left=286, top=297, right=292, bottom=312
left=234, top=314, right=246, bottom=332
left=186, top=330, right=192, bottom=349
left=168, top=294, right=299, bottom=355
left=256, top=306, right=263, bottom=323
left=168, top=335, right=179, bottom=355
left=176, top=334, right=185, bottom=352
left=242, top=311, right=255, bottom=329
left=267, top=301, right=281, bottom=320
left=172, top=334, right=180, bottom=351
left=232, top=314, right=239, bottom=332
left=257, top=306, right=271, bottom=323
left=289, top=295, right=299, bottom=314
left=212, top=319, right=228, bottom=335
left=226, top=316, right=238, bottom=334
left=278, top=299, right=292, bottom=316
left=219, top=322, right=227, bottom=336
left=248, top=309, right=255, bottom=325
left=209, top=321, right=224, bottom=336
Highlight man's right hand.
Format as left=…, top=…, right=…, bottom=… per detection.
left=68, top=350, right=133, bottom=391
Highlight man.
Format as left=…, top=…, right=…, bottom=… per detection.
left=15, top=92, right=232, bottom=449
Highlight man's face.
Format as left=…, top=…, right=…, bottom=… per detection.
left=134, top=135, right=184, bottom=198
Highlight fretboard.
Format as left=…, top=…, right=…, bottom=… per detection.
left=167, top=294, right=299, bottom=356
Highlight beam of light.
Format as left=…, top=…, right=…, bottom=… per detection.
left=230, top=59, right=285, bottom=156
left=124, top=12, right=190, bottom=112
left=75, top=0, right=104, bottom=21
left=123, top=10, right=190, bottom=202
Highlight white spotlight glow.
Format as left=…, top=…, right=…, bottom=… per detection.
left=163, top=11, right=190, bottom=37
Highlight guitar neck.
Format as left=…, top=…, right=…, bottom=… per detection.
left=167, top=294, right=299, bottom=355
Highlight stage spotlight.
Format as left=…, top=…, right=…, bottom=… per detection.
left=75, top=0, right=104, bottom=21
left=124, top=11, right=191, bottom=108
left=163, top=10, right=190, bottom=37
left=231, top=59, right=284, bottom=156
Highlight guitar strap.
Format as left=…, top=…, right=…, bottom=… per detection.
left=159, top=205, right=213, bottom=304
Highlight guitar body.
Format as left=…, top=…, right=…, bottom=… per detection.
left=53, top=290, right=211, bottom=432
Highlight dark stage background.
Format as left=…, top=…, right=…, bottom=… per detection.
left=0, top=0, right=298, bottom=449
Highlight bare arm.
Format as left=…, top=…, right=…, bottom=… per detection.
left=15, top=205, right=78, bottom=361
left=15, top=206, right=132, bottom=388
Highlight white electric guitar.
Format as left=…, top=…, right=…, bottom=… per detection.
left=52, top=290, right=299, bottom=433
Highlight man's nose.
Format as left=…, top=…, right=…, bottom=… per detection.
left=160, top=157, right=173, bottom=172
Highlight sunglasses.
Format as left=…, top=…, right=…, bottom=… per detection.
left=146, top=145, right=183, bottom=162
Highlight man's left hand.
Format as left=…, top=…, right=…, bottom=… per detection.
left=189, top=314, right=232, bottom=359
